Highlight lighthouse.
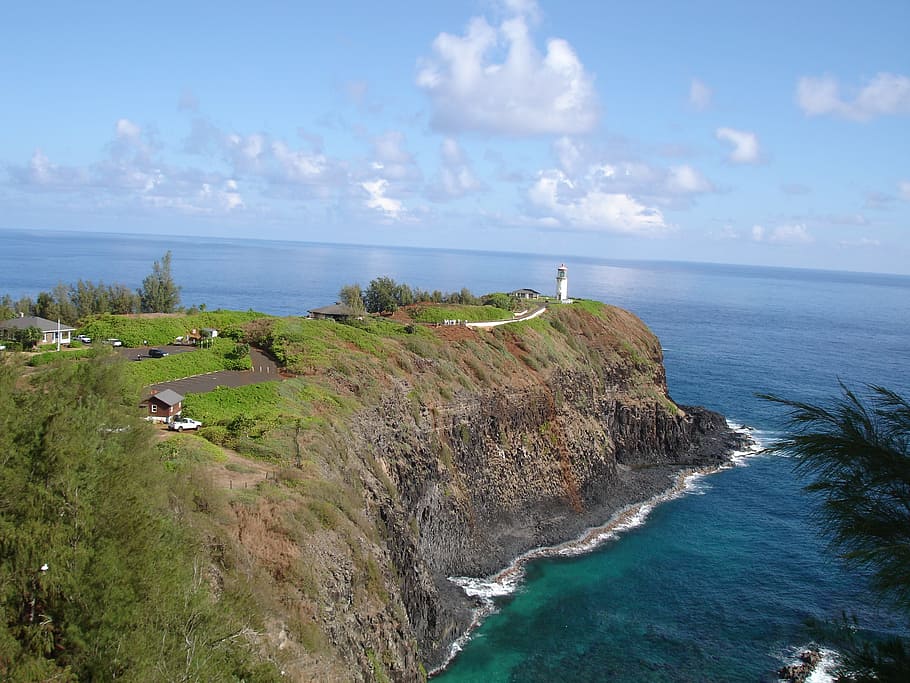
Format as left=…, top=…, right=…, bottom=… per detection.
left=556, top=263, right=568, bottom=302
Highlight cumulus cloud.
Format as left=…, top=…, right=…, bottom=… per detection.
left=900, top=180, right=910, bottom=201
left=667, top=165, right=713, bottom=194
left=716, top=127, right=761, bottom=164
left=527, top=168, right=668, bottom=235
left=188, top=123, right=343, bottom=196
left=9, top=119, right=245, bottom=215
left=428, top=138, right=483, bottom=200
left=689, top=78, right=712, bottom=110
left=369, top=131, right=421, bottom=182
left=751, top=223, right=813, bottom=245
left=797, top=73, right=910, bottom=121
left=416, top=5, right=598, bottom=135
left=362, top=179, right=404, bottom=218
left=8, top=149, right=89, bottom=189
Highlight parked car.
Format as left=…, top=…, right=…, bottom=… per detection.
left=75, top=334, right=92, bottom=343
left=147, top=348, right=169, bottom=358
left=103, top=338, right=123, bottom=347
left=168, top=416, right=202, bottom=431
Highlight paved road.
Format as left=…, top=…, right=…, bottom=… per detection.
left=148, top=348, right=280, bottom=396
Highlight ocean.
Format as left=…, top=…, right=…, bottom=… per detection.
left=3, top=228, right=909, bottom=681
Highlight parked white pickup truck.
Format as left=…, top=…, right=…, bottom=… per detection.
left=168, top=416, right=202, bottom=431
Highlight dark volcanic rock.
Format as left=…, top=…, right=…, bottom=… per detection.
left=353, top=361, right=747, bottom=672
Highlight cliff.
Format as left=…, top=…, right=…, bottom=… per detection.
left=196, top=301, right=744, bottom=680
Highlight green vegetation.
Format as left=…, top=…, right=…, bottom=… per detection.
left=0, top=354, right=280, bottom=680
left=406, top=303, right=512, bottom=323
left=0, top=325, right=42, bottom=350
left=27, top=347, right=96, bottom=366
left=763, top=384, right=910, bottom=680
left=184, top=382, right=282, bottom=425
left=122, top=338, right=251, bottom=390
left=78, top=309, right=265, bottom=347
left=137, top=251, right=181, bottom=313
left=1, top=252, right=191, bottom=325
left=345, top=275, right=511, bottom=314
left=156, top=432, right=228, bottom=471
left=570, top=298, right=609, bottom=319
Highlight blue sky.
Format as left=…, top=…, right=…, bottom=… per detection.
left=2, top=1, right=908, bottom=274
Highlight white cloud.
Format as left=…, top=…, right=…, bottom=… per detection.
left=527, top=168, right=668, bottom=235
left=416, top=6, right=598, bottom=135
left=752, top=223, right=812, bottom=244
left=689, top=78, right=712, bottom=110
left=362, top=179, right=404, bottom=218
left=899, top=180, right=910, bottom=201
left=553, top=136, right=584, bottom=175
left=667, top=165, right=713, bottom=194
left=797, top=72, right=910, bottom=121
left=115, top=118, right=142, bottom=139
left=428, top=138, right=483, bottom=200
left=716, top=127, right=761, bottom=164
left=370, top=131, right=421, bottom=182
left=9, top=149, right=89, bottom=189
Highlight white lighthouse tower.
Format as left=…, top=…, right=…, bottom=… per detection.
left=556, top=263, right=568, bottom=302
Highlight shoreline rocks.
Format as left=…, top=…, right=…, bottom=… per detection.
left=778, top=647, right=823, bottom=683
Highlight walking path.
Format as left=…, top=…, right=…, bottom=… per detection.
left=465, top=304, right=548, bottom=329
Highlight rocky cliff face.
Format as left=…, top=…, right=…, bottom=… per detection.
left=340, top=306, right=744, bottom=675
left=221, top=303, right=743, bottom=681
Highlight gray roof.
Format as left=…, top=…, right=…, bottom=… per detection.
left=309, top=303, right=356, bottom=317
left=510, top=288, right=541, bottom=295
left=147, top=389, right=184, bottom=407
left=0, top=315, right=76, bottom=332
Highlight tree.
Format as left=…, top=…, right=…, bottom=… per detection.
left=364, top=277, right=399, bottom=313
left=763, top=384, right=910, bottom=679
left=338, top=284, right=366, bottom=316
left=137, top=251, right=181, bottom=313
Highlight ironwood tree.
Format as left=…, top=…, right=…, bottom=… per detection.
left=762, top=384, right=910, bottom=680
left=137, top=251, right=181, bottom=313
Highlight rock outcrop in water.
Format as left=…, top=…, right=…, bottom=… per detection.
left=226, top=302, right=745, bottom=680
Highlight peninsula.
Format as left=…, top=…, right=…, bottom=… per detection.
left=1, top=297, right=745, bottom=681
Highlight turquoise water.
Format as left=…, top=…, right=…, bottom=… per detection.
left=2, top=228, right=909, bottom=680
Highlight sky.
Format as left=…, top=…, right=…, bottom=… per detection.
left=1, top=0, right=909, bottom=274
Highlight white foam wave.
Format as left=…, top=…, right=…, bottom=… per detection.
left=450, top=572, right=523, bottom=599
left=683, top=470, right=712, bottom=495
left=775, top=645, right=840, bottom=683
left=435, top=420, right=764, bottom=675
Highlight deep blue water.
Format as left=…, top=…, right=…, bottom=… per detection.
left=3, top=228, right=909, bottom=680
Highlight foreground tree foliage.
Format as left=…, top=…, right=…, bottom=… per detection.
left=762, top=384, right=910, bottom=680
left=0, top=355, right=278, bottom=681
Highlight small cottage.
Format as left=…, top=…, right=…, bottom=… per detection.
left=140, top=389, right=184, bottom=423
left=509, top=288, right=541, bottom=300
left=309, top=303, right=357, bottom=321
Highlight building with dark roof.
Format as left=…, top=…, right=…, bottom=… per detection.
left=308, top=303, right=357, bottom=321
left=0, top=315, right=76, bottom=345
left=509, top=288, right=542, bottom=300
left=140, top=389, right=185, bottom=423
